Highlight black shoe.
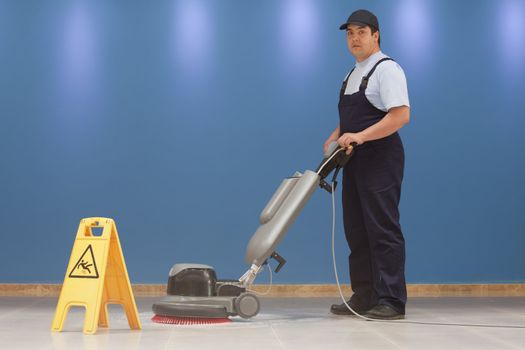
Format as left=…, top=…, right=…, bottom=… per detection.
left=364, top=304, right=405, bottom=320
left=330, top=300, right=372, bottom=315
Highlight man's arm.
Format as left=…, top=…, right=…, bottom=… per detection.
left=359, top=105, right=410, bottom=142
left=338, top=106, right=410, bottom=147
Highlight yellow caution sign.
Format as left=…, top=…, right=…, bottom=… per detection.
left=51, top=217, right=141, bottom=335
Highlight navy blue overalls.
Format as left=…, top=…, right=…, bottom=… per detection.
left=338, top=58, right=407, bottom=313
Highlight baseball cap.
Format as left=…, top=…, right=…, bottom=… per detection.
left=339, top=9, right=379, bottom=31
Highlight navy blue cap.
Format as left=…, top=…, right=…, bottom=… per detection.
left=339, top=9, right=379, bottom=31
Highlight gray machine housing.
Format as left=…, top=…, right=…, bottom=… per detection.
left=152, top=263, right=260, bottom=319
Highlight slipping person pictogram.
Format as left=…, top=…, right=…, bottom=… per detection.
left=77, top=260, right=93, bottom=274
left=69, top=245, right=99, bottom=279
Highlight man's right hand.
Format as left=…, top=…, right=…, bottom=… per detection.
left=323, top=138, right=337, bottom=154
left=324, top=126, right=340, bottom=153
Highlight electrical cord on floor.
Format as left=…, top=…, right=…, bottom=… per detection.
left=330, top=182, right=525, bottom=329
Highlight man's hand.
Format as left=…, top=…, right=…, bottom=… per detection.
left=323, top=126, right=341, bottom=153
left=323, top=137, right=338, bottom=153
left=338, top=133, right=364, bottom=154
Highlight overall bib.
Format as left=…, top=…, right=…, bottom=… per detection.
left=338, top=58, right=407, bottom=313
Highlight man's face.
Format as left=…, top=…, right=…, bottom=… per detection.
left=346, top=24, right=379, bottom=61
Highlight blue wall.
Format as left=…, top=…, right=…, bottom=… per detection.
left=1, top=0, right=524, bottom=284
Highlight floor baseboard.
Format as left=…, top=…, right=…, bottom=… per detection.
left=1, top=283, right=524, bottom=297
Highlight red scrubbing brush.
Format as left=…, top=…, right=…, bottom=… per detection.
left=152, top=314, right=231, bottom=325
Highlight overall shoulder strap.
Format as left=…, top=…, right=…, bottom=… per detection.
left=359, top=57, right=394, bottom=91
left=341, top=67, right=356, bottom=93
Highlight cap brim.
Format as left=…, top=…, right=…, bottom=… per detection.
left=339, top=21, right=373, bottom=30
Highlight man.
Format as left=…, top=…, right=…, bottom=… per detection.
left=324, top=9, right=410, bottom=320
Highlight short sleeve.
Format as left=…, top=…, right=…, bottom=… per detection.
left=378, top=62, right=410, bottom=110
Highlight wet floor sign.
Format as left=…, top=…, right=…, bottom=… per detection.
left=51, top=217, right=141, bottom=334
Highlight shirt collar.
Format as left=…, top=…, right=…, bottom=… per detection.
left=356, top=51, right=383, bottom=69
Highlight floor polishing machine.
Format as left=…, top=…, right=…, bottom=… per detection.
left=152, top=141, right=355, bottom=324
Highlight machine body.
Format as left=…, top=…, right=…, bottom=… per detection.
left=152, top=142, right=354, bottom=320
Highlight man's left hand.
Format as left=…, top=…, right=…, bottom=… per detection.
left=338, top=133, right=364, bottom=154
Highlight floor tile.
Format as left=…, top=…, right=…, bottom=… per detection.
left=0, top=296, right=524, bottom=350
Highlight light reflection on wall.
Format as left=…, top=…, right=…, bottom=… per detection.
left=280, top=0, right=320, bottom=73
left=499, top=0, right=525, bottom=75
left=171, top=0, right=212, bottom=77
left=61, top=1, right=97, bottom=95
left=0, top=2, right=5, bottom=49
left=393, top=0, right=435, bottom=74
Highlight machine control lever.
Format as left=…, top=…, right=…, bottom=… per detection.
left=320, top=179, right=338, bottom=193
left=270, top=251, right=286, bottom=273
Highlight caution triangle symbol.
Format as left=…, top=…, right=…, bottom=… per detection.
left=68, top=245, right=99, bottom=279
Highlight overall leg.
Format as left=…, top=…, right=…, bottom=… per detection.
left=341, top=161, right=377, bottom=308
left=357, top=143, right=407, bottom=314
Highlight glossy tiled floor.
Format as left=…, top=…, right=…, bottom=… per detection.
left=1, top=296, right=524, bottom=350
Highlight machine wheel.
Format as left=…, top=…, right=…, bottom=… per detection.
left=234, top=293, right=260, bottom=319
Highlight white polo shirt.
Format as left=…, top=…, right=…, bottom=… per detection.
left=344, top=51, right=410, bottom=112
